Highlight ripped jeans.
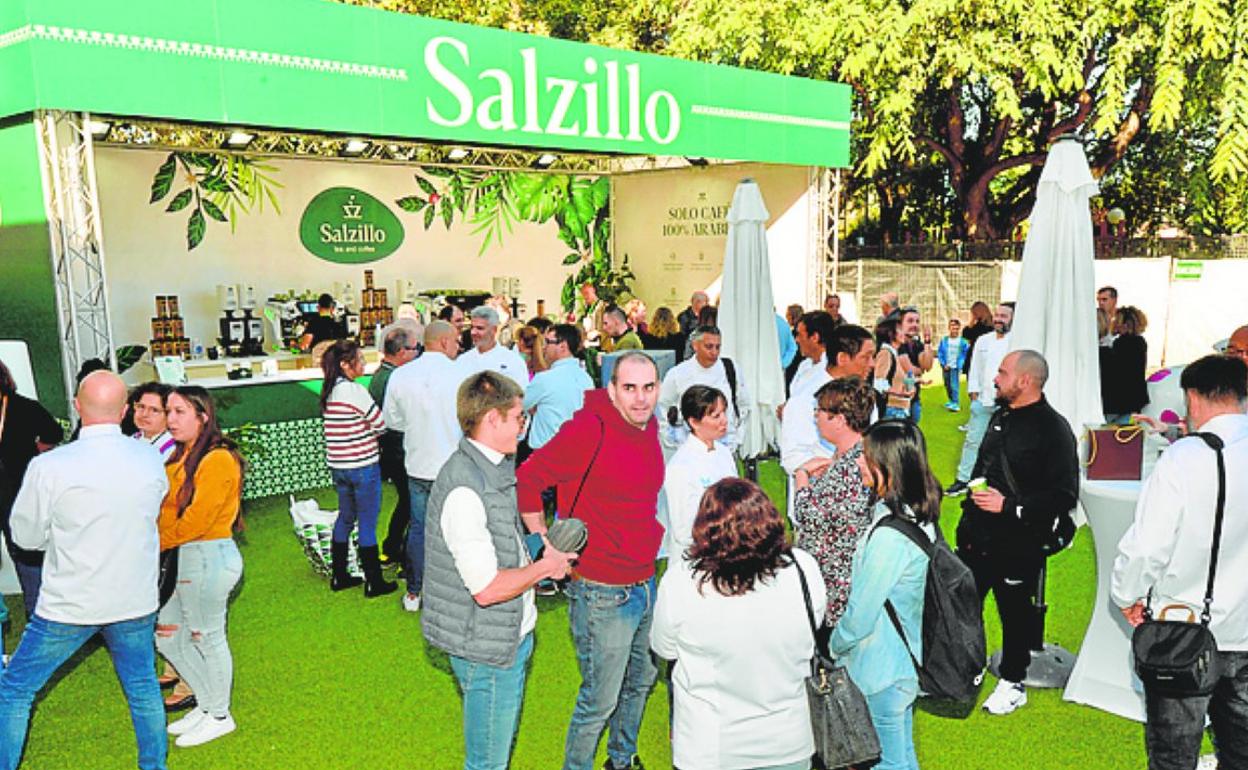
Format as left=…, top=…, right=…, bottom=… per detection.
left=156, top=539, right=243, bottom=718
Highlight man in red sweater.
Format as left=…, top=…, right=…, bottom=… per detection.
left=518, top=352, right=664, bottom=770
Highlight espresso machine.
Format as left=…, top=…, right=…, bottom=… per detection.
left=334, top=281, right=360, bottom=338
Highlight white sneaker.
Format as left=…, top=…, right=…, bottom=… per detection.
left=167, top=708, right=208, bottom=736
left=175, top=714, right=236, bottom=747
left=402, top=592, right=421, bottom=612
left=983, top=679, right=1027, bottom=715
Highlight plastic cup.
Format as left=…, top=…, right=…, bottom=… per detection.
left=968, top=477, right=988, bottom=493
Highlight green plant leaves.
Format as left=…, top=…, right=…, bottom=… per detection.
left=150, top=151, right=282, bottom=250
left=416, top=175, right=438, bottom=197
left=513, top=173, right=569, bottom=222
left=202, top=198, right=228, bottom=222
left=423, top=205, right=436, bottom=229
left=150, top=154, right=176, bottom=203
left=166, top=189, right=193, bottom=212
left=396, top=196, right=428, bottom=212
left=562, top=252, right=581, bottom=265
left=187, top=208, right=206, bottom=250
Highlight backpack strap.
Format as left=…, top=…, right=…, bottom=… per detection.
left=871, top=513, right=931, bottom=676
left=795, top=557, right=831, bottom=661
left=722, top=357, right=740, bottom=420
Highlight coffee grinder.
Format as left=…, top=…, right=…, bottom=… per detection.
left=238, top=284, right=264, bottom=356
left=217, top=284, right=246, bottom=357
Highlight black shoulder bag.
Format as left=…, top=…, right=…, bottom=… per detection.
left=1132, top=432, right=1226, bottom=697
left=796, top=561, right=880, bottom=769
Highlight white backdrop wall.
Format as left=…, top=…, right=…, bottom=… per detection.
left=1002, top=257, right=1244, bottom=368
left=612, top=163, right=812, bottom=316
left=95, top=147, right=576, bottom=349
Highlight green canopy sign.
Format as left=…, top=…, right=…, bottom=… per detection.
left=0, top=0, right=850, bottom=168
left=299, top=187, right=404, bottom=263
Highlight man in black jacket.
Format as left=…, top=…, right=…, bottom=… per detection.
left=957, top=349, right=1078, bottom=716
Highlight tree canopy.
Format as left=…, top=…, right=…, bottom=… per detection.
left=344, top=0, right=1248, bottom=239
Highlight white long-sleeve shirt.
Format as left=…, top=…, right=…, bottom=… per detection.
left=1112, top=413, right=1248, bottom=650
left=458, top=343, right=529, bottom=390
left=966, top=331, right=1011, bottom=406
left=441, top=439, right=537, bottom=637
left=10, top=424, right=169, bottom=625
left=662, top=434, right=739, bottom=561
left=383, top=351, right=465, bottom=480
left=779, top=369, right=833, bottom=475
left=651, top=551, right=825, bottom=770
left=657, top=356, right=753, bottom=451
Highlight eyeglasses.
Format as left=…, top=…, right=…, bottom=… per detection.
left=1227, top=347, right=1248, bottom=359
left=134, top=405, right=165, bottom=415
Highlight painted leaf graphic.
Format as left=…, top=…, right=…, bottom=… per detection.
left=396, top=196, right=428, bottom=213
left=150, top=154, right=176, bottom=202
left=423, top=205, right=436, bottom=229
left=165, top=189, right=194, bottom=212
left=202, top=198, right=228, bottom=222
left=187, top=208, right=206, bottom=250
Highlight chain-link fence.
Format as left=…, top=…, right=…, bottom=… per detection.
left=832, top=260, right=1004, bottom=329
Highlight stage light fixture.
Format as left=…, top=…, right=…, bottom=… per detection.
left=533, top=153, right=557, bottom=168
left=85, top=119, right=112, bottom=140
left=447, top=147, right=470, bottom=161
left=341, top=139, right=370, bottom=156
left=224, top=130, right=256, bottom=149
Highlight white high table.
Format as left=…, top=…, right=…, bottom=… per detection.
left=1062, top=477, right=1147, bottom=721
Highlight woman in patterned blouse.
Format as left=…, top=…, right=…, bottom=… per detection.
left=792, top=377, right=877, bottom=635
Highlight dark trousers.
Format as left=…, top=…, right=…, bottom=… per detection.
left=378, top=444, right=411, bottom=562
left=1145, top=651, right=1248, bottom=770
left=959, top=547, right=1042, bottom=684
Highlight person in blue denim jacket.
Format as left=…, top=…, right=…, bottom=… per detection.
left=936, top=320, right=969, bottom=411
left=829, top=419, right=940, bottom=770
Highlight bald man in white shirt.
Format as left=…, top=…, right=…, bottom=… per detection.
left=0, top=371, right=170, bottom=770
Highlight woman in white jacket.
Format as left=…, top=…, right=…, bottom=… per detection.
left=652, top=478, right=827, bottom=770
left=661, top=385, right=738, bottom=562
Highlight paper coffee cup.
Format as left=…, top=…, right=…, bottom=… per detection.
left=968, top=477, right=988, bottom=493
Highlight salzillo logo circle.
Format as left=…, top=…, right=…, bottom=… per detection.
left=299, top=187, right=405, bottom=264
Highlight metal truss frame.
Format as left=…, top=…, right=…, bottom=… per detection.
left=34, top=110, right=115, bottom=414
left=805, top=166, right=840, bottom=308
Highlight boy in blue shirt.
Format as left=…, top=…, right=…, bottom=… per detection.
left=937, top=319, right=969, bottom=411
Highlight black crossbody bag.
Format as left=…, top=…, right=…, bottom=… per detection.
left=1132, top=432, right=1226, bottom=697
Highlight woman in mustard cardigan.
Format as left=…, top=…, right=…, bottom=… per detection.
left=156, top=386, right=244, bottom=749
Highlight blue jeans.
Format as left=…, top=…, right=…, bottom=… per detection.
left=942, top=367, right=960, bottom=404
left=956, top=401, right=996, bottom=483
left=0, top=612, right=167, bottom=770
left=11, top=560, right=41, bottom=622
left=155, top=539, right=243, bottom=718
left=406, top=477, right=433, bottom=595
left=449, top=633, right=534, bottom=770
left=563, top=577, right=659, bottom=770
left=866, top=681, right=919, bottom=770
left=1144, top=650, right=1248, bottom=770
left=909, top=397, right=922, bottom=423
left=331, top=463, right=382, bottom=546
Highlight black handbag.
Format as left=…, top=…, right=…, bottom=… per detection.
left=158, top=547, right=179, bottom=608
left=797, top=562, right=881, bottom=770
left=1131, top=432, right=1226, bottom=698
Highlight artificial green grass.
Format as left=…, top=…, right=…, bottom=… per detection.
left=4, top=383, right=1153, bottom=769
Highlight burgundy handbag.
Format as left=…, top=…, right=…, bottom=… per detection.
left=1085, top=425, right=1145, bottom=480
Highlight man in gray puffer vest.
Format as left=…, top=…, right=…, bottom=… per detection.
left=422, top=371, right=576, bottom=770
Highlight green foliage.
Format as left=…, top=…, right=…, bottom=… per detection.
left=395, top=169, right=628, bottom=314
left=148, top=151, right=284, bottom=250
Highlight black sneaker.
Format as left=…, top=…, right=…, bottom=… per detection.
left=944, top=480, right=969, bottom=497
left=604, top=758, right=645, bottom=770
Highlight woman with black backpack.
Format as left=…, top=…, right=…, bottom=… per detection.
left=829, top=419, right=941, bottom=770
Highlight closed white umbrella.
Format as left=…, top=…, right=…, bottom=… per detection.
left=1011, top=136, right=1105, bottom=433
left=1000, top=136, right=1100, bottom=690
left=719, top=179, right=784, bottom=458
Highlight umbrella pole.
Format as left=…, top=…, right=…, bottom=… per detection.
left=987, top=564, right=1076, bottom=688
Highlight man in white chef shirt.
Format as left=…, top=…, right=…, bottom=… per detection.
left=1113, top=354, right=1248, bottom=770
left=0, top=371, right=169, bottom=770
left=420, top=371, right=575, bottom=770
left=657, top=326, right=752, bottom=454
left=779, top=325, right=877, bottom=520
left=458, top=305, right=528, bottom=390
